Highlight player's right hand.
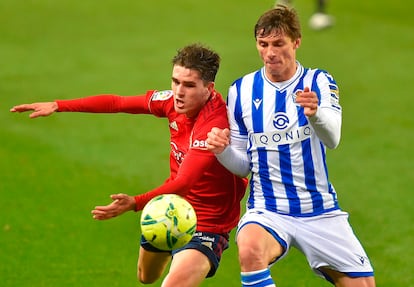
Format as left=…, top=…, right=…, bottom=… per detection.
left=10, top=102, right=58, bottom=118
left=206, top=127, right=230, bottom=154
left=91, top=193, right=136, bottom=220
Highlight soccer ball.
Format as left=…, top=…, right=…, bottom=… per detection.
left=140, top=194, right=197, bottom=251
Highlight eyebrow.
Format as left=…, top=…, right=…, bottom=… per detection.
left=171, top=77, right=197, bottom=85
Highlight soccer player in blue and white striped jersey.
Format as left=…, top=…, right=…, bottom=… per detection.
left=207, top=5, right=375, bottom=287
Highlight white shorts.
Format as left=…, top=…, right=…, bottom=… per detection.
left=237, top=209, right=374, bottom=279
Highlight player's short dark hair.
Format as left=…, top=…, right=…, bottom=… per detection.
left=254, top=4, right=302, bottom=41
left=172, top=43, right=220, bottom=83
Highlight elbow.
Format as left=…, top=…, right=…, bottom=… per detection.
left=324, top=134, right=341, bottom=149
left=325, top=142, right=339, bottom=150
left=237, top=168, right=251, bottom=178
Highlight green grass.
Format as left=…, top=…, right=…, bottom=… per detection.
left=1, top=0, right=413, bottom=286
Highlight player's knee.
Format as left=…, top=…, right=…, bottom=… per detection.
left=137, top=269, right=160, bottom=284
left=237, top=231, right=283, bottom=270
left=137, top=274, right=156, bottom=284
left=238, top=242, right=266, bottom=269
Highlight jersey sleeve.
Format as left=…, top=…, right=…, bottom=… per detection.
left=56, top=92, right=155, bottom=114
left=308, top=71, right=342, bottom=149
left=215, top=83, right=251, bottom=177
left=146, top=90, right=175, bottom=117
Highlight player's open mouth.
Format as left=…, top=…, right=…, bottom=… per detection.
left=175, top=99, right=185, bottom=109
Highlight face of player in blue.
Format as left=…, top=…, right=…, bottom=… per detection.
left=256, top=30, right=301, bottom=83
left=171, top=65, right=214, bottom=118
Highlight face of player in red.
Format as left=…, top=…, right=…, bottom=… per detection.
left=171, top=65, right=213, bottom=118
left=256, top=30, right=301, bottom=83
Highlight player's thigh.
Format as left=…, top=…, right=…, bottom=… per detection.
left=319, top=267, right=376, bottom=287
left=137, top=247, right=171, bottom=283
left=237, top=223, right=284, bottom=269
left=162, top=249, right=210, bottom=287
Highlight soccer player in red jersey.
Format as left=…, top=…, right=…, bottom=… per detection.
left=10, top=43, right=247, bottom=287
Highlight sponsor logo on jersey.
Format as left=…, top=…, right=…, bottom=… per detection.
left=192, top=139, right=208, bottom=149
left=250, top=125, right=313, bottom=148
left=273, top=112, right=290, bottom=130
left=152, top=90, right=174, bottom=101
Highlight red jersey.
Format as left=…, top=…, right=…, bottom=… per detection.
left=56, top=90, right=247, bottom=234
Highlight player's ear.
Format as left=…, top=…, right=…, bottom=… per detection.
left=206, top=81, right=215, bottom=95
left=294, top=38, right=301, bottom=49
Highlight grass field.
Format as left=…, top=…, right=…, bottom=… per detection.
left=1, top=0, right=413, bottom=286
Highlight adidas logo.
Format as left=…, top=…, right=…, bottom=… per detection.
left=169, top=121, right=178, bottom=131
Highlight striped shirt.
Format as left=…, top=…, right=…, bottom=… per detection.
left=227, top=62, right=342, bottom=216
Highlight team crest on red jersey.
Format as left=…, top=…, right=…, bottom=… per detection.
left=171, top=142, right=185, bottom=164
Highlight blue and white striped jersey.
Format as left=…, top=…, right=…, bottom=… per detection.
left=227, top=62, right=342, bottom=216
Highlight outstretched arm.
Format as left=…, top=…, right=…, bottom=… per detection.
left=10, top=94, right=151, bottom=118
left=10, top=102, right=58, bottom=118
left=91, top=149, right=217, bottom=220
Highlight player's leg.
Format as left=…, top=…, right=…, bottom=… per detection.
left=161, top=249, right=210, bottom=287
left=309, top=0, right=334, bottom=30
left=238, top=223, right=283, bottom=271
left=161, top=231, right=230, bottom=287
left=294, top=210, right=375, bottom=286
left=137, top=237, right=171, bottom=284
left=319, top=267, right=376, bottom=287
left=137, top=247, right=171, bottom=283
left=237, top=223, right=284, bottom=287
left=316, top=0, right=327, bottom=13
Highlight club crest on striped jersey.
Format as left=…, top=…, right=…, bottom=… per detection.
left=152, top=90, right=174, bottom=101
left=291, top=90, right=302, bottom=107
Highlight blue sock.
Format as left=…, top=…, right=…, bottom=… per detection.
left=241, top=268, right=276, bottom=287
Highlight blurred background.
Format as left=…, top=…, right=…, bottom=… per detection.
left=1, top=0, right=413, bottom=286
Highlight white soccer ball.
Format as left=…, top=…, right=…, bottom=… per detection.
left=140, top=194, right=197, bottom=251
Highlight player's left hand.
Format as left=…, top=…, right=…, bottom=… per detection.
left=295, top=87, right=318, bottom=117
left=91, top=193, right=136, bottom=220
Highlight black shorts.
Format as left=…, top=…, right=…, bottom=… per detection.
left=141, top=231, right=230, bottom=278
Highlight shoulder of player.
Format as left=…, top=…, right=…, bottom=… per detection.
left=150, top=90, right=174, bottom=101
left=230, top=69, right=259, bottom=87
left=304, top=66, right=336, bottom=82
left=193, top=94, right=228, bottom=128
left=201, top=91, right=226, bottom=114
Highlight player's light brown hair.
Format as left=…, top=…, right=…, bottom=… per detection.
left=254, top=4, right=302, bottom=41
left=172, top=43, right=220, bottom=83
